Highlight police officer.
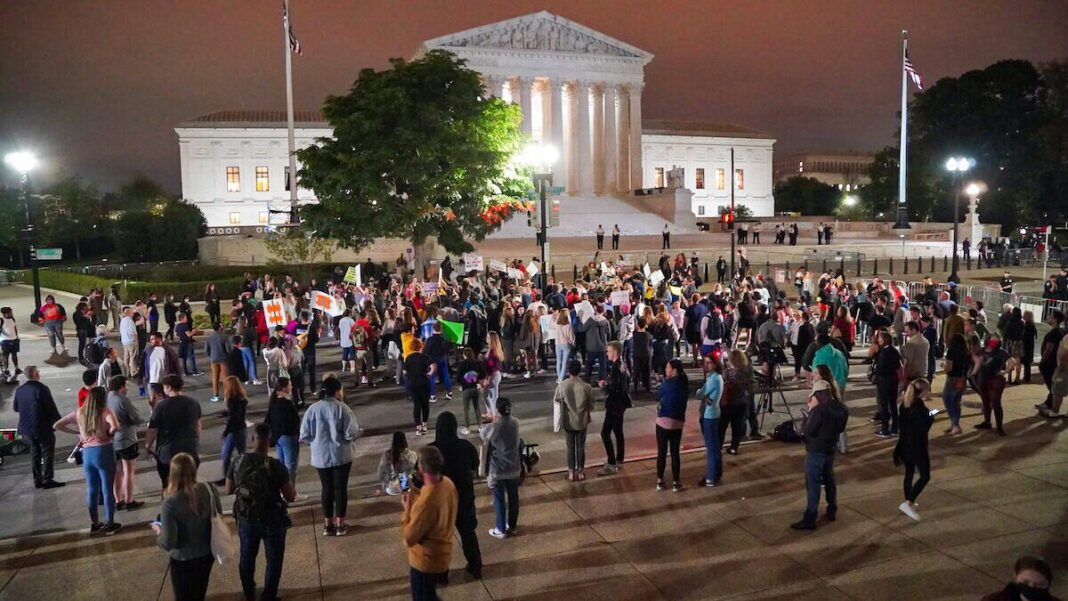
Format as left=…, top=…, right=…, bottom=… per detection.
left=1000, top=271, right=1015, bottom=294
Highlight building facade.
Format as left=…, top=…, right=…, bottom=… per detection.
left=773, top=151, right=873, bottom=190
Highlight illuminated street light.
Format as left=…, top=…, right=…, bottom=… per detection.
left=945, top=156, right=974, bottom=283
left=3, top=151, right=43, bottom=309
left=4, top=151, right=38, bottom=174
left=843, top=195, right=858, bottom=207
left=517, top=142, right=558, bottom=293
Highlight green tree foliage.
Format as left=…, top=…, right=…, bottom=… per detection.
left=718, top=204, right=754, bottom=220
left=296, top=50, right=529, bottom=255
left=773, top=176, right=842, bottom=216
left=263, top=226, right=335, bottom=284
left=1036, top=60, right=1068, bottom=224
left=113, top=198, right=206, bottom=262
left=39, top=176, right=110, bottom=260
left=0, top=187, right=24, bottom=251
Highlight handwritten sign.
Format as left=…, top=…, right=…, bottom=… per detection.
left=648, top=270, right=665, bottom=287
left=311, top=291, right=344, bottom=317
left=489, top=259, right=507, bottom=273
left=263, top=299, right=287, bottom=327
left=527, top=261, right=540, bottom=277
left=574, top=300, right=594, bottom=323
left=462, top=254, right=484, bottom=272
left=610, top=290, right=630, bottom=306
left=343, top=265, right=361, bottom=286
left=643, top=263, right=651, bottom=278
left=507, top=267, right=523, bottom=281
left=422, top=282, right=439, bottom=296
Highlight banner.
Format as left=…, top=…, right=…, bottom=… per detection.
left=436, top=317, right=465, bottom=345
left=263, top=298, right=287, bottom=327
left=462, top=254, right=484, bottom=272
left=643, top=263, right=651, bottom=278
left=489, top=259, right=508, bottom=273
left=648, top=270, right=665, bottom=286
left=310, top=291, right=344, bottom=317
left=610, top=290, right=630, bottom=306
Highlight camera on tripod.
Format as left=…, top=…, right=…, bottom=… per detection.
left=757, top=342, right=789, bottom=369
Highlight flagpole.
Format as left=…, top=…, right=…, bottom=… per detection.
left=284, top=0, right=298, bottom=224
left=893, top=30, right=911, bottom=230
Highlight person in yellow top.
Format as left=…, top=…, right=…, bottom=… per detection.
left=401, top=324, right=418, bottom=359
left=402, top=446, right=458, bottom=600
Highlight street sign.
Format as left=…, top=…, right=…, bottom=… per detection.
left=34, top=248, right=62, bottom=261
left=549, top=186, right=565, bottom=195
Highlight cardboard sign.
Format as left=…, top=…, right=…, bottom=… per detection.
left=648, top=270, right=665, bottom=286
left=507, top=267, right=523, bottom=281
left=310, top=291, right=345, bottom=317
left=669, top=285, right=683, bottom=298
left=539, top=314, right=555, bottom=340
left=643, top=263, right=651, bottom=278
left=263, top=299, right=287, bottom=327
left=775, top=269, right=786, bottom=283
left=600, top=262, right=614, bottom=275
left=527, top=261, right=540, bottom=277
left=463, top=254, right=484, bottom=272
left=489, top=259, right=507, bottom=273
left=610, top=290, right=630, bottom=306
left=575, top=300, right=594, bottom=323
left=422, top=282, right=439, bottom=296
left=343, top=266, right=358, bottom=284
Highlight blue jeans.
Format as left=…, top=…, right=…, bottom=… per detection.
left=180, top=343, right=198, bottom=374
left=555, top=343, right=571, bottom=382
left=491, top=478, right=519, bottom=532
left=241, top=347, right=258, bottom=381
left=700, top=417, right=722, bottom=483
left=942, top=377, right=964, bottom=427
left=585, top=350, right=606, bottom=381
left=804, top=452, right=837, bottom=521
left=275, top=435, right=299, bottom=483
left=221, top=430, right=247, bottom=479
left=238, top=519, right=287, bottom=601
left=429, top=357, right=451, bottom=397
left=409, top=566, right=445, bottom=601
left=82, top=444, right=116, bottom=524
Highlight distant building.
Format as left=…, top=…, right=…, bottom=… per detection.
left=773, top=151, right=874, bottom=191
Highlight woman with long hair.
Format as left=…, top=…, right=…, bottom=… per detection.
left=519, top=310, right=541, bottom=378
left=720, top=350, right=752, bottom=455
left=832, top=305, right=856, bottom=353
left=266, top=377, right=301, bottom=485
left=54, top=386, right=122, bottom=534
left=655, top=358, right=689, bottom=492
left=697, top=353, right=723, bottom=488
left=377, top=431, right=418, bottom=495
left=941, top=333, right=969, bottom=436
left=203, top=282, right=221, bottom=327
left=554, top=309, right=575, bottom=383
left=153, top=453, right=220, bottom=601
left=299, top=376, right=359, bottom=536
left=484, top=332, right=505, bottom=419
left=895, top=378, right=933, bottom=521
left=217, top=376, right=248, bottom=484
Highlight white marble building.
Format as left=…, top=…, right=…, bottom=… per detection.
left=176, top=11, right=775, bottom=233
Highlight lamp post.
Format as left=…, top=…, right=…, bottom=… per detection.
left=944, top=156, right=973, bottom=284
left=4, top=151, right=41, bottom=310
left=519, top=143, right=559, bottom=294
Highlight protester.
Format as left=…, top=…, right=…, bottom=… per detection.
left=697, top=353, right=723, bottom=488
left=299, top=375, right=359, bottom=536
left=404, top=338, right=436, bottom=436
left=980, top=555, right=1060, bottom=601
left=655, top=359, right=688, bottom=492
left=378, top=431, right=419, bottom=495
left=144, top=374, right=202, bottom=488
left=430, top=411, right=482, bottom=580
left=106, top=375, right=144, bottom=511
left=217, top=376, right=249, bottom=485
left=894, top=378, right=933, bottom=521
left=481, top=397, right=520, bottom=539
left=54, top=386, right=123, bottom=535
left=598, top=341, right=631, bottom=475
left=153, top=452, right=219, bottom=601
left=13, top=366, right=64, bottom=489
left=555, top=361, right=594, bottom=481
left=402, top=445, right=459, bottom=600
left=940, top=333, right=968, bottom=436
left=976, top=336, right=1011, bottom=435
left=791, top=365, right=849, bottom=531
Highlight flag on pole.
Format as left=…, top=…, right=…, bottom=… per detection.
left=436, top=317, right=465, bottom=345
left=904, top=51, right=923, bottom=90
left=283, top=3, right=303, bottom=55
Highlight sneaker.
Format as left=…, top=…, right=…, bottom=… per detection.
left=974, top=422, right=992, bottom=430
left=672, top=482, right=684, bottom=492
left=116, top=501, right=126, bottom=511
left=790, top=519, right=817, bottom=531
left=996, top=427, right=1006, bottom=436
left=1035, top=402, right=1047, bottom=410
left=103, top=522, right=123, bottom=536
left=252, top=379, right=262, bottom=385
left=826, top=508, right=837, bottom=522
left=430, top=395, right=437, bottom=403
left=460, top=427, right=470, bottom=436
left=656, top=480, right=666, bottom=491
left=41, top=480, right=65, bottom=490
left=727, top=448, right=739, bottom=456
left=898, top=501, right=921, bottom=521
left=89, top=522, right=104, bottom=534
left=696, top=478, right=715, bottom=488
left=488, top=528, right=507, bottom=539
left=323, top=525, right=336, bottom=537
left=335, top=524, right=349, bottom=537
left=874, top=431, right=894, bottom=439
left=125, top=500, right=145, bottom=511
left=445, top=392, right=453, bottom=400
left=209, top=396, right=220, bottom=403
left=415, top=427, right=424, bottom=437
left=523, top=372, right=531, bottom=379
left=506, top=527, right=518, bottom=536
left=597, top=464, right=618, bottom=476
left=192, top=371, right=205, bottom=377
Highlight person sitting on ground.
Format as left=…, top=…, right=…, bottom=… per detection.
left=378, top=431, right=419, bottom=496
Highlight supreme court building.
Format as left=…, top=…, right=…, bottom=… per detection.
left=177, top=11, right=775, bottom=234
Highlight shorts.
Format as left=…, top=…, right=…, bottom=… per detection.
left=115, top=444, right=139, bottom=461
left=0, top=340, right=18, bottom=354
left=1053, top=369, right=1068, bottom=398
left=341, top=346, right=355, bottom=361
left=686, top=332, right=702, bottom=345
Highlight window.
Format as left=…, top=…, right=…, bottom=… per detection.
left=695, top=168, right=705, bottom=190
left=258, top=212, right=269, bottom=224
left=799, top=161, right=804, bottom=173
left=735, top=168, right=745, bottom=190
left=228, top=212, right=241, bottom=225
left=255, top=166, right=270, bottom=192
left=697, top=205, right=706, bottom=216
left=654, top=167, right=665, bottom=187
left=226, top=166, right=240, bottom=192
left=715, top=168, right=726, bottom=191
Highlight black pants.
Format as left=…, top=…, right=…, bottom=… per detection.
left=165, top=320, right=176, bottom=341
left=655, top=426, right=682, bottom=483
left=753, top=232, right=760, bottom=244
left=719, top=404, right=747, bottom=451
left=632, top=356, right=651, bottom=390
left=156, top=453, right=199, bottom=490
left=303, top=352, right=317, bottom=392
left=412, top=388, right=431, bottom=425
left=456, top=515, right=482, bottom=570
left=25, top=434, right=56, bottom=484
left=612, top=235, right=619, bottom=250
left=170, top=554, right=214, bottom=601
left=717, top=270, right=726, bottom=284
left=601, top=411, right=625, bottom=465
left=596, top=235, right=604, bottom=249
left=662, top=234, right=670, bottom=249
left=876, top=379, right=900, bottom=434
left=903, top=456, right=930, bottom=503
left=1041, top=362, right=1055, bottom=408
left=77, top=332, right=88, bottom=363
left=317, top=463, right=351, bottom=519
left=746, top=393, right=761, bottom=435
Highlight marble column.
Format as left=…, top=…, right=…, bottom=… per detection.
left=591, top=84, right=605, bottom=195
left=565, top=82, right=579, bottom=195
left=616, top=89, right=631, bottom=191
left=628, top=84, right=644, bottom=190
left=603, top=84, right=618, bottom=194
left=482, top=75, right=500, bottom=98
left=548, top=80, right=566, bottom=187
left=517, top=77, right=533, bottom=136
left=576, top=81, right=594, bottom=195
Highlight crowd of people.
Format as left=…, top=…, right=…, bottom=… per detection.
left=7, top=249, right=1068, bottom=601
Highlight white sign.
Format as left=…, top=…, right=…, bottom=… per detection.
left=489, top=259, right=507, bottom=273
left=507, top=267, right=523, bottom=281
left=539, top=314, right=555, bottom=341
left=527, top=261, right=540, bottom=277
left=574, top=300, right=594, bottom=323
left=648, top=270, right=665, bottom=287
left=774, top=269, right=786, bottom=284
left=463, top=254, right=484, bottom=272
left=600, top=262, right=614, bottom=275
left=643, top=263, right=651, bottom=278
left=262, top=299, right=288, bottom=327
left=310, top=291, right=345, bottom=317
left=610, top=290, right=630, bottom=306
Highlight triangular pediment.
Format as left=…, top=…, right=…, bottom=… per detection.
left=423, top=11, right=652, bottom=61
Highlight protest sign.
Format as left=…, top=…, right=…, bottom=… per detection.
left=263, top=299, right=287, bottom=327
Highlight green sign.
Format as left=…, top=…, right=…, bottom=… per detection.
left=343, top=265, right=360, bottom=284
left=549, top=186, right=565, bottom=195
left=35, top=248, right=62, bottom=261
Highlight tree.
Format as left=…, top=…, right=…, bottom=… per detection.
left=0, top=187, right=26, bottom=267
left=718, top=204, right=754, bottom=220
left=263, top=226, right=335, bottom=284
left=112, top=198, right=206, bottom=262
left=297, top=50, right=528, bottom=264
left=40, top=176, right=109, bottom=260
left=1036, top=60, right=1068, bottom=225
left=773, top=176, right=841, bottom=216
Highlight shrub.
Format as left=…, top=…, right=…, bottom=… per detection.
left=125, top=277, right=246, bottom=301
left=35, top=271, right=117, bottom=297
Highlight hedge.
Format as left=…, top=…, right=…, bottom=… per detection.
left=13, top=270, right=247, bottom=302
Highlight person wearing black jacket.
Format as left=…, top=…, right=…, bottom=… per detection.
left=73, top=302, right=96, bottom=366
left=13, top=366, right=65, bottom=489
left=873, top=331, right=902, bottom=438
left=265, top=378, right=301, bottom=486
left=430, top=411, right=482, bottom=580
left=793, top=309, right=815, bottom=379
left=791, top=368, right=849, bottom=531
left=895, top=379, right=933, bottom=521
left=597, top=342, right=631, bottom=475
left=226, top=336, right=248, bottom=384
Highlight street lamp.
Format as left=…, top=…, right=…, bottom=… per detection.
left=4, top=151, right=42, bottom=310
left=944, top=156, right=973, bottom=283
left=843, top=195, right=858, bottom=207
left=518, top=142, right=558, bottom=293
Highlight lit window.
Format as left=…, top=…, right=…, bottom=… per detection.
left=255, top=166, right=270, bottom=192
left=228, top=212, right=241, bottom=225
left=654, top=167, right=665, bottom=187
left=695, top=168, right=705, bottom=190
left=697, top=205, right=706, bottom=216
left=226, top=166, right=240, bottom=192
left=715, top=168, right=725, bottom=190
left=799, top=161, right=804, bottom=173
left=735, top=169, right=745, bottom=190
left=258, top=212, right=269, bottom=224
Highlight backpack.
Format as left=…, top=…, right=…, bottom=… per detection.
left=771, top=420, right=803, bottom=443
left=232, top=454, right=289, bottom=526
left=704, top=313, right=724, bottom=341
left=350, top=324, right=369, bottom=349
left=86, top=340, right=106, bottom=365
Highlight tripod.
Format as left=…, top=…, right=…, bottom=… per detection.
left=754, top=360, right=798, bottom=429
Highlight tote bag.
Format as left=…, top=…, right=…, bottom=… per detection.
left=552, top=383, right=563, bottom=433
left=204, top=483, right=236, bottom=565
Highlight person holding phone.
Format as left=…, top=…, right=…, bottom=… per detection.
left=894, top=378, right=934, bottom=521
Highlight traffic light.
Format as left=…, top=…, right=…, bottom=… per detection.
left=720, top=211, right=735, bottom=230
left=550, top=199, right=560, bottom=227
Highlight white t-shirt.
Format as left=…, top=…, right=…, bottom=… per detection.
left=148, top=346, right=167, bottom=384
left=338, top=317, right=356, bottom=348
left=0, top=317, right=17, bottom=341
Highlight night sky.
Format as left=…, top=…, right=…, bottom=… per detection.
left=2, top=0, right=1067, bottom=193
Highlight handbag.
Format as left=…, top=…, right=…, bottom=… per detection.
left=204, top=483, right=236, bottom=565
left=552, top=384, right=563, bottom=434
left=477, top=442, right=489, bottom=478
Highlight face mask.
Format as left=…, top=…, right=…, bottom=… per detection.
left=1011, top=582, right=1052, bottom=601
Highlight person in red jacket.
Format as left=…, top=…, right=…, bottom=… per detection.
left=37, top=295, right=67, bottom=355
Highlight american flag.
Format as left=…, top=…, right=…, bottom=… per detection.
left=283, top=4, right=302, bottom=55
left=904, top=51, right=922, bottom=90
